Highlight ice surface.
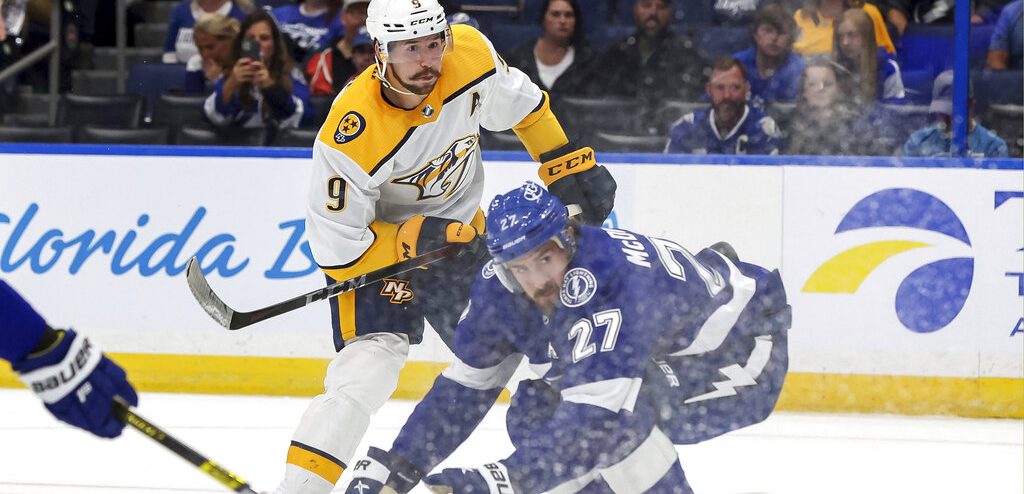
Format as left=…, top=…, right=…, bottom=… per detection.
left=0, top=389, right=1020, bottom=494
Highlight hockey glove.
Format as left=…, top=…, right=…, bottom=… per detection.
left=397, top=215, right=481, bottom=261
left=538, top=144, right=616, bottom=225
left=13, top=328, right=139, bottom=438
left=344, top=446, right=425, bottom=494
left=423, top=462, right=517, bottom=494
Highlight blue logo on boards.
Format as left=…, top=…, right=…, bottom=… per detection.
left=803, top=188, right=974, bottom=333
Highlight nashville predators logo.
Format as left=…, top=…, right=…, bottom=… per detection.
left=380, top=279, right=415, bottom=304
left=392, top=134, right=478, bottom=200
left=334, top=111, right=365, bottom=144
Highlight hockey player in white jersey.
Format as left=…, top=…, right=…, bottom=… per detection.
left=274, top=0, right=617, bottom=492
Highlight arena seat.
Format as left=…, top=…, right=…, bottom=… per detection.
left=696, top=26, right=751, bottom=60
left=134, top=22, right=169, bottom=48
left=273, top=128, right=319, bottom=148
left=646, top=100, right=706, bottom=136
left=897, top=24, right=994, bottom=73
left=0, top=126, right=73, bottom=143
left=77, top=125, right=171, bottom=145
left=558, top=96, right=645, bottom=139
left=57, top=94, right=144, bottom=128
left=152, top=92, right=209, bottom=128
left=127, top=63, right=189, bottom=119
left=982, top=104, right=1023, bottom=157
left=485, top=24, right=541, bottom=55
left=595, top=131, right=667, bottom=153
left=973, top=70, right=1024, bottom=108
left=176, top=124, right=267, bottom=147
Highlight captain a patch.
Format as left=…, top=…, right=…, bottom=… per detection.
left=335, top=111, right=366, bottom=144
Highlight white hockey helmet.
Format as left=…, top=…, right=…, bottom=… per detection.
left=366, top=0, right=450, bottom=65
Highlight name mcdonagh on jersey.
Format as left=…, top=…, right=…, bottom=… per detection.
left=0, top=203, right=319, bottom=280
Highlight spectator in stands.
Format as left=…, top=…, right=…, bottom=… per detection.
left=793, top=0, right=895, bottom=56
left=303, top=0, right=367, bottom=95
left=733, top=3, right=804, bottom=107
left=307, top=25, right=371, bottom=95
left=833, top=8, right=905, bottom=103
left=185, top=13, right=241, bottom=93
left=785, top=56, right=862, bottom=154
left=884, top=0, right=986, bottom=37
left=272, top=0, right=338, bottom=64
left=987, top=0, right=1023, bottom=70
left=586, top=0, right=706, bottom=102
left=164, top=0, right=253, bottom=64
left=902, top=70, right=1009, bottom=157
left=205, top=10, right=312, bottom=133
left=666, top=55, right=782, bottom=154
left=504, top=0, right=595, bottom=106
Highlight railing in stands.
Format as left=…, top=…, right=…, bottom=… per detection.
left=0, top=0, right=60, bottom=125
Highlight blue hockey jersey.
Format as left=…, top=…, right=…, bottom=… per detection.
left=163, top=0, right=248, bottom=63
left=271, top=4, right=332, bottom=62
left=390, top=225, right=790, bottom=492
left=666, top=104, right=781, bottom=155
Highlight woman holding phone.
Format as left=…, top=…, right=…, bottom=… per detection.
left=204, top=10, right=313, bottom=137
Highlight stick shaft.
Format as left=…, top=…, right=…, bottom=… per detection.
left=187, top=243, right=465, bottom=330
left=113, top=399, right=259, bottom=494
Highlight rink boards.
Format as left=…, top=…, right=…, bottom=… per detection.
left=0, top=145, right=1021, bottom=418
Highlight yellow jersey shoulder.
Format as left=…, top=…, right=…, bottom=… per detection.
left=315, top=25, right=499, bottom=176
left=317, top=69, right=413, bottom=176
left=437, top=24, right=499, bottom=98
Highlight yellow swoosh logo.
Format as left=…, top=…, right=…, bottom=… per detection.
left=803, top=241, right=931, bottom=293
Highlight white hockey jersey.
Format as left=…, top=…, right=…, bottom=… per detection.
left=306, top=24, right=546, bottom=280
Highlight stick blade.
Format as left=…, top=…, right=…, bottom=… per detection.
left=185, top=257, right=236, bottom=329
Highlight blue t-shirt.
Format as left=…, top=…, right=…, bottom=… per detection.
left=902, top=122, right=1010, bottom=157
left=667, top=104, right=781, bottom=154
left=990, top=0, right=1024, bottom=69
left=163, top=0, right=248, bottom=63
left=272, top=4, right=332, bottom=62
left=733, top=47, right=804, bottom=106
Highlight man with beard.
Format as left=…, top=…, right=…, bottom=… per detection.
left=666, top=56, right=781, bottom=155
left=585, top=0, right=705, bottom=103
left=340, top=182, right=790, bottom=494
left=275, top=1, right=617, bottom=493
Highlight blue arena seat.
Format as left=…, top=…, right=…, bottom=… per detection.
left=697, top=25, right=751, bottom=60
left=612, top=0, right=710, bottom=25
left=973, top=70, right=1024, bottom=108
left=590, top=24, right=634, bottom=54
left=900, top=68, right=939, bottom=105
left=487, top=24, right=542, bottom=54
left=897, top=24, right=994, bottom=73
left=127, top=63, right=189, bottom=119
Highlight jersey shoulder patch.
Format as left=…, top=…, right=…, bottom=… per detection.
left=317, top=70, right=418, bottom=176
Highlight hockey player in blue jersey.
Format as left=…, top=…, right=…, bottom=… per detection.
left=342, top=182, right=791, bottom=493
left=0, top=280, right=138, bottom=438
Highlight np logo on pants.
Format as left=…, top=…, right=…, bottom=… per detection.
left=380, top=279, right=415, bottom=304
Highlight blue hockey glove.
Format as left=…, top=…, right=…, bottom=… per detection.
left=12, top=328, right=138, bottom=438
left=345, top=446, right=425, bottom=494
left=423, top=462, right=517, bottom=494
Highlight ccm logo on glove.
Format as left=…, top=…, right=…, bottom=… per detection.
left=539, top=147, right=595, bottom=185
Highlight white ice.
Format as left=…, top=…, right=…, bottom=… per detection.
left=0, top=389, right=1020, bottom=494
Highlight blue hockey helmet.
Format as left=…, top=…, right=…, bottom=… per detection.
left=485, top=181, right=574, bottom=264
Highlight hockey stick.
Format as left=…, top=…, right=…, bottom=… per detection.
left=186, top=243, right=466, bottom=330
left=112, top=397, right=259, bottom=494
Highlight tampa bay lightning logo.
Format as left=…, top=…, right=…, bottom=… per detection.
left=803, top=188, right=973, bottom=333
left=560, top=267, right=597, bottom=307
left=481, top=260, right=496, bottom=279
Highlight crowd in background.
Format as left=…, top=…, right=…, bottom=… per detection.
left=0, top=0, right=1020, bottom=157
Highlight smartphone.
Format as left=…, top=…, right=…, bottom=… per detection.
left=240, top=38, right=261, bottom=61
